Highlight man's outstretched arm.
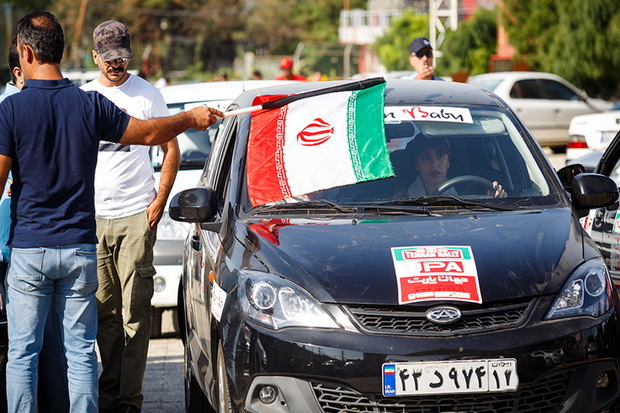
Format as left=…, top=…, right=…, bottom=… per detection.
left=119, top=106, right=223, bottom=146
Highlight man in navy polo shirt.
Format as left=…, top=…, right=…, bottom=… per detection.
left=0, top=11, right=222, bottom=413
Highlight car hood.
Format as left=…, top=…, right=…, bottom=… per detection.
left=238, top=207, right=586, bottom=305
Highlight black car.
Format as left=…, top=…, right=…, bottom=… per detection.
left=583, top=130, right=620, bottom=295
left=171, top=79, right=620, bottom=413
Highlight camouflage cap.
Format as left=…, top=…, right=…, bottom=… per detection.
left=93, top=20, right=132, bottom=61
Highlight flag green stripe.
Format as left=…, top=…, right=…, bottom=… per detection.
left=347, top=83, right=393, bottom=181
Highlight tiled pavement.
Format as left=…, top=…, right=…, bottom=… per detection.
left=141, top=310, right=184, bottom=413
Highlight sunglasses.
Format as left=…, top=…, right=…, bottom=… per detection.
left=413, top=50, right=433, bottom=59
left=102, top=57, right=129, bottom=66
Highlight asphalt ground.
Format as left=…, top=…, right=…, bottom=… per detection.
left=136, top=149, right=567, bottom=413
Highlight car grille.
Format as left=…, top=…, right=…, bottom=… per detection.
left=312, top=369, right=570, bottom=413
left=346, top=298, right=534, bottom=336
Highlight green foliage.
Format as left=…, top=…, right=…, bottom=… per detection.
left=373, top=10, right=429, bottom=71
left=503, top=0, right=620, bottom=99
left=436, top=7, right=497, bottom=77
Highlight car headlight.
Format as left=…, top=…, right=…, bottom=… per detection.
left=157, top=211, right=189, bottom=240
left=238, top=270, right=340, bottom=330
left=546, top=258, right=613, bottom=320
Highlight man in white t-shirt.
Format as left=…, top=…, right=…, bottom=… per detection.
left=81, top=20, right=180, bottom=413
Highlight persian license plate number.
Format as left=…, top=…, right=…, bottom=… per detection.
left=382, top=359, right=518, bottom=396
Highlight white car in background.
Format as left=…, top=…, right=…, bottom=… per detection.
left=469, top=71, right=612, bottom=151
left=149, top=79, right=298, bottom=336
left=566, top=101, right=620, bottom=162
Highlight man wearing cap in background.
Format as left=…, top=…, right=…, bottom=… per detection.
left=403, top=37, right=442, bottom=80
left=81, top=20, right=180, bottom=413
left=275, top=57, right=306, bottom=81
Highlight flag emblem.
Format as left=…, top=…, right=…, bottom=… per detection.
left=297, top=118, right=334, bottom=146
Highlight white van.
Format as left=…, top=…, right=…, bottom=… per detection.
left=150, top=80, right=298, bottom=336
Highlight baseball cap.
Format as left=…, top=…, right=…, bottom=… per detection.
left=279, top=57, right=293, bottom=69
left=93, top=20, right=133, bottom=61
left=409, top=37, right=432, bottom=55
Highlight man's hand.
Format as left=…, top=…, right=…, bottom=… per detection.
left=146, top=198, right=166, bottom=230
left=189, top=106, right=224, bottom=130
left=416, top=64, right=434, bottom=80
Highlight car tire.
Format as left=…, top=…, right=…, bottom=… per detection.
left=184, top=336, right=213, bottom=413
left=150, top=307, right=163, bottom=338
left=216, top=342, right=233, bottom=413
left=177, top=285, right=186, bottom=344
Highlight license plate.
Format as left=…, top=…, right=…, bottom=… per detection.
left=382, top=359, right=518, bottom=396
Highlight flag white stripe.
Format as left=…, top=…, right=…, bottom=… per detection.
left=282, top=91, right=357, bottom=195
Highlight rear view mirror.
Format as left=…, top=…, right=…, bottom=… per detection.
left=570, top=173, right=619, bottom=217
left=557, top=164, right=585, bottom=190
left=170, top=187, right=217, bottom=223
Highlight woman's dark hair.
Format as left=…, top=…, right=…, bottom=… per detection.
left=17, top=11, right=64, bottom=64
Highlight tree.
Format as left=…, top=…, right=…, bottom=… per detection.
left=502, top=0, right=620, bottom=99
left=373, top=10, right=429, bottom=71
left=436, top=7, right=497, bottom=77
left=51, top=0, right=246, bottom=75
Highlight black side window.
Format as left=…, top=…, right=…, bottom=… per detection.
left=202, top=116, right=236, bottom=196
left=539, top=79, right=581, bottom=101
left=510, top=80, right=544, bottom=99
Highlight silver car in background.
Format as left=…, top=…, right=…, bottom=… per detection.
left=469, top=71, right=612, bottom=152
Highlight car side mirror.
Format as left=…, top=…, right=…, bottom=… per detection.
left=557, top=163, right=585, bottom=191
left=570, top=173, right=619, bottom=218
left=169, top=187, right=217, bottom=224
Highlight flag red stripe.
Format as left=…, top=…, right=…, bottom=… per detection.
left=247, top=95, right=290, bottom=206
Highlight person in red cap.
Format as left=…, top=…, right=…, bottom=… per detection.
left=275, top=57, right=306, bottom=81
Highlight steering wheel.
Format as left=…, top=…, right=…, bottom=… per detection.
left=437, top=175, right=495, bottom=195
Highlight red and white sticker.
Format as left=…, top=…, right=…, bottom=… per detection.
left=391, top=246, right=482, bottom=304
left=211, top=281, right=227, bottom=322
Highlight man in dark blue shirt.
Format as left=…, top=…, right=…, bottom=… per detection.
left=0, top=11, right=222, bottom=413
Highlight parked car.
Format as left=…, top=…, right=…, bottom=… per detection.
left=149, top=79, right=298, bottom=337
left=566, top=101, right=620, bottom=162
left=171, top=79, right=620, bottom=412
left=581, top=130, right=620, bottom=296
left=468, top=71, right=612, bottom=151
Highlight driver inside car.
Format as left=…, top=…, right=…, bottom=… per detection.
left=407, top=135, right=507, bottom=198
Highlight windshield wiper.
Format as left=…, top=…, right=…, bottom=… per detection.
left=255, top=199, right=436, bottom=216
left=253, top=199, right=354, bottom=214
left=377, top=195, right=521, bottom=212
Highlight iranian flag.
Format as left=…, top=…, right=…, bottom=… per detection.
left=246, top=81, right=393, bottom=206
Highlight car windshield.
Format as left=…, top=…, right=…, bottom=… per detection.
left=151, top=101, right=225, bottom=170
left=242, top=105, right=557, bottom=212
